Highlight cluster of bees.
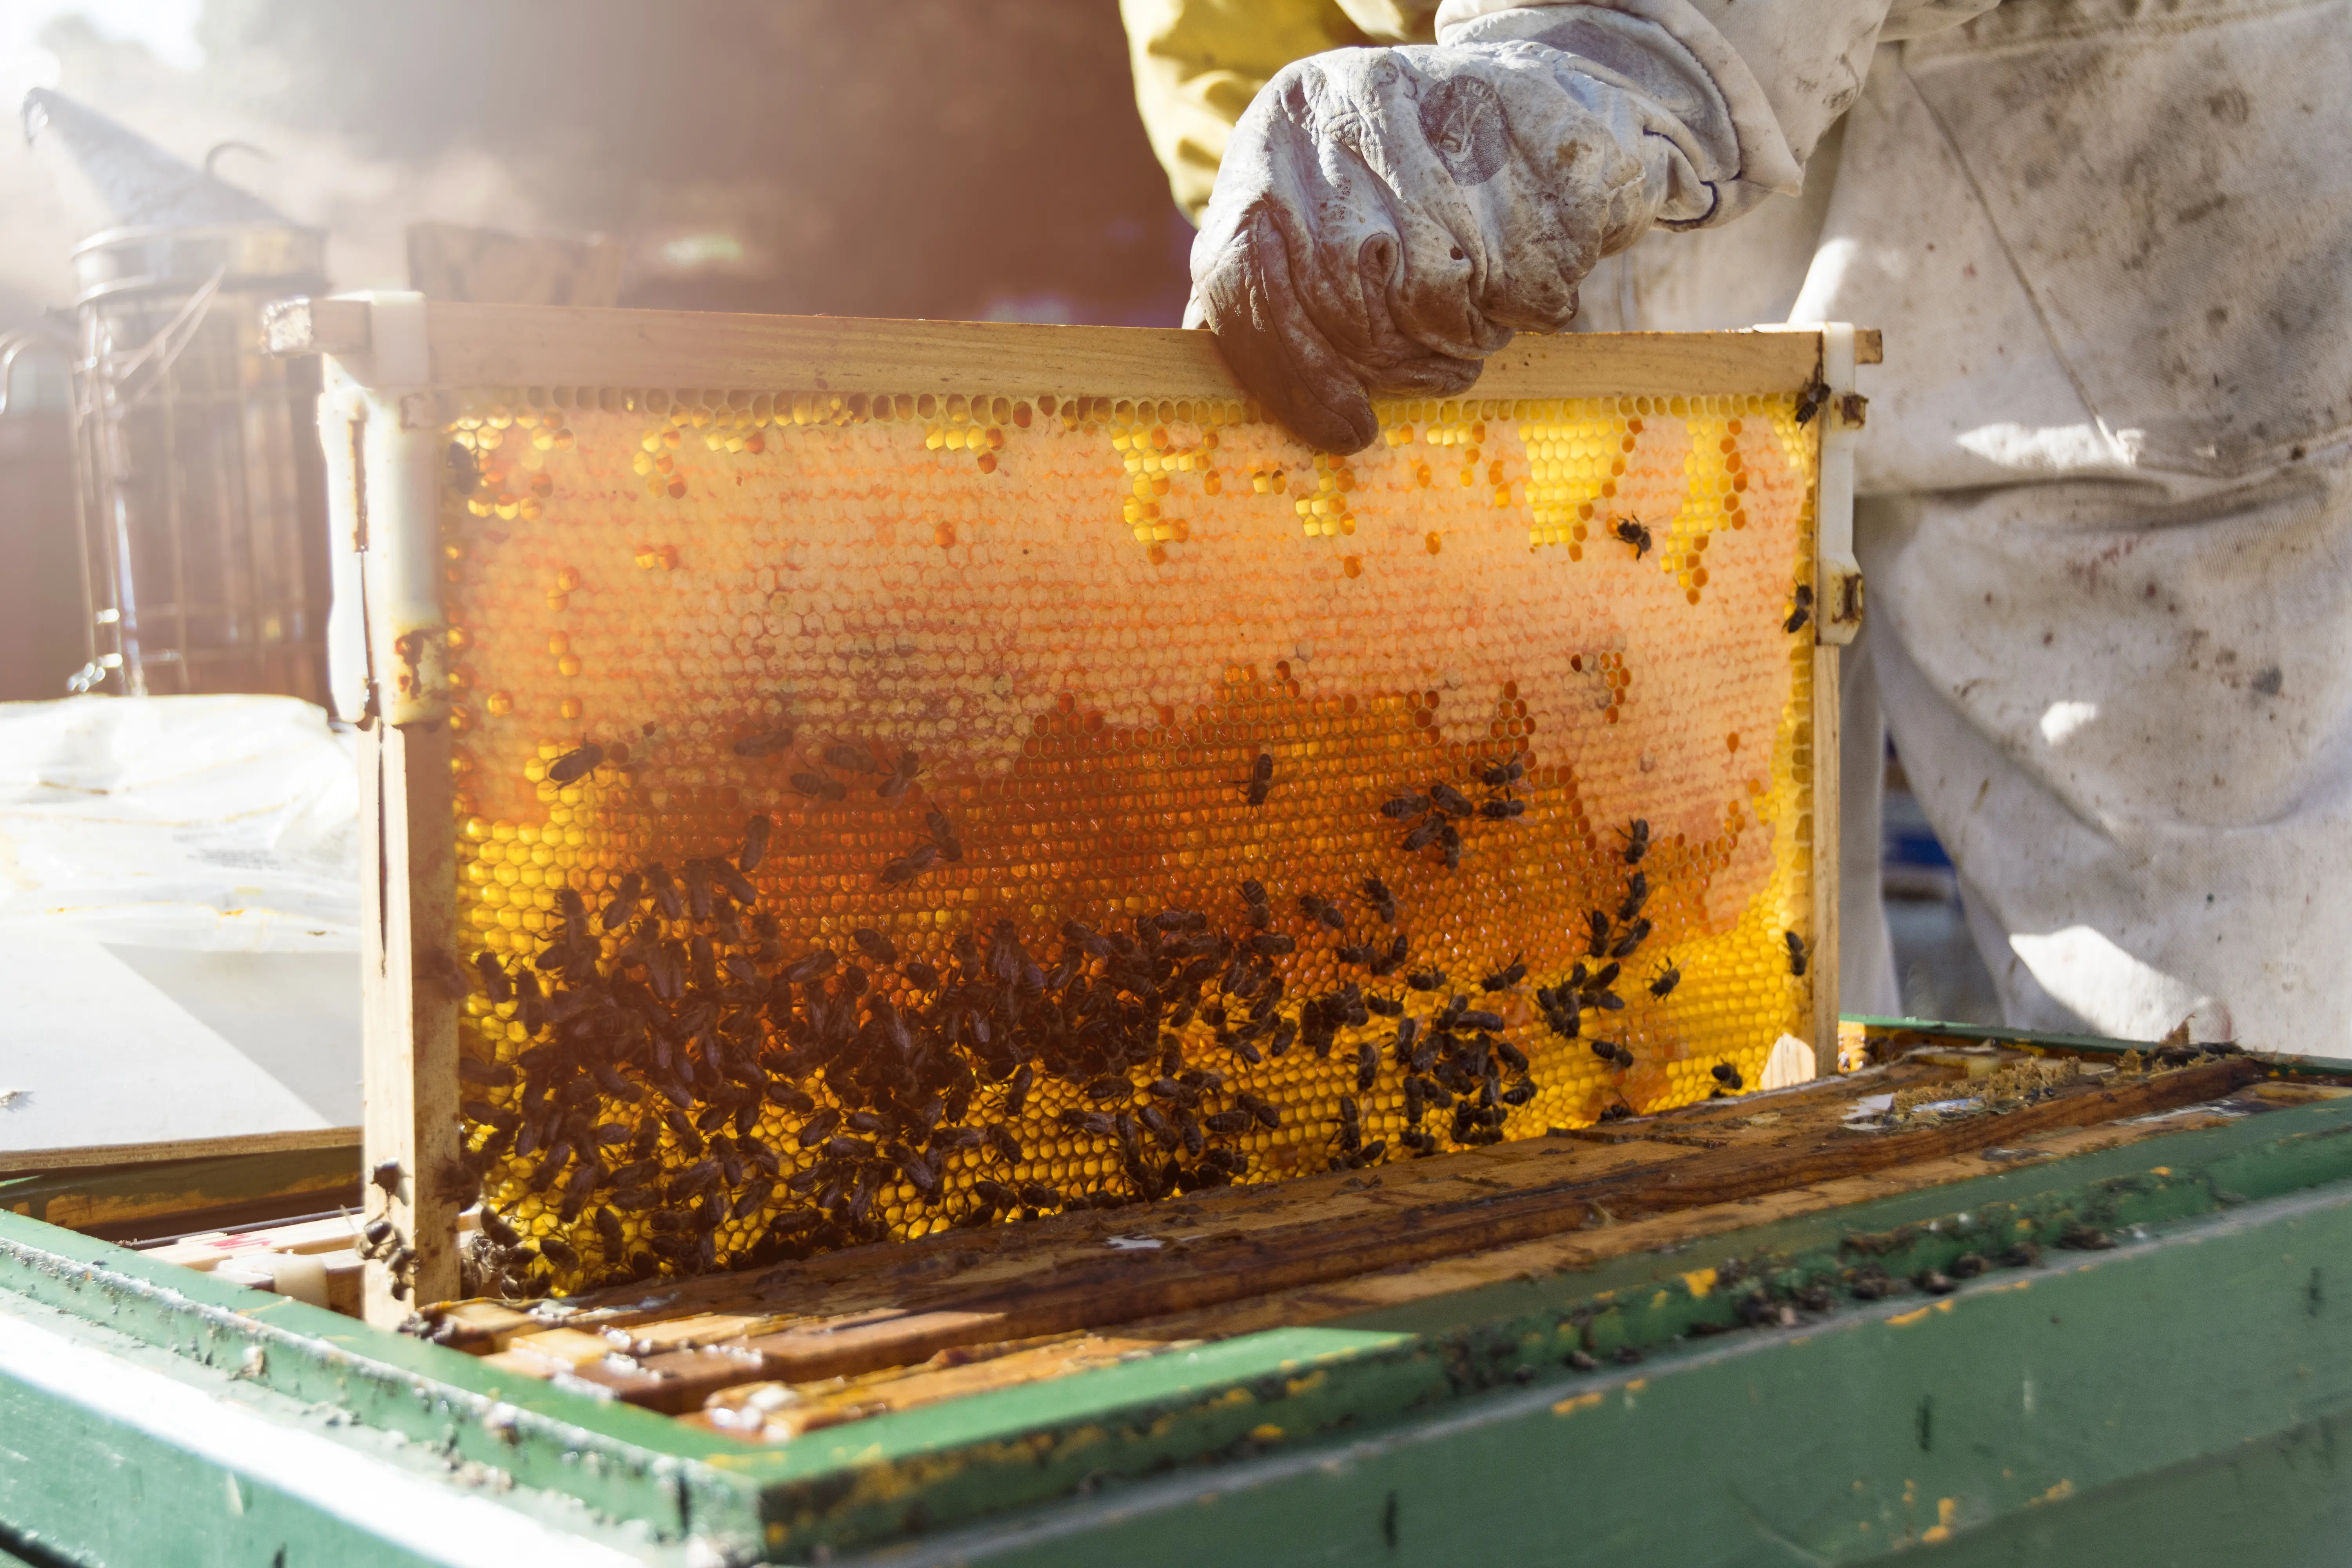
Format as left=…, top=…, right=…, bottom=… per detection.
left=1379, top=755, right=1530, bottom=870
left=440, top=733, right=1789, bottom=1296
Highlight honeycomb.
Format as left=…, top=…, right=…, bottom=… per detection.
left=437, top=379, right=1822, bottom=1293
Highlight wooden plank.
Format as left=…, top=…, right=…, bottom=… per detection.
left=539, top=1065, right=1933, bottom=1338
left=519, top=1060, right=2256, bottom=1401
left=565, top=1123, right=1742, bottom=1333
left=3, top=1145, right=357, bottom=1240
left=339, top=301, right=1827, bottom=403
left=0, top=1127, right=358, bottom=1178
left=145, top=1214, right=367, bottom=1270
left=1136, top=1097, right=2241, bottom=1341
left=320, top=1247, right=366, bottom=1316
left=690, top=1335, right=1172, bottom=1442
left=1810, top=642, right=1841, bottom=1075
left=359, top=719, right=462, bottom=1324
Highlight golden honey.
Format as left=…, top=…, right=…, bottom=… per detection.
left=437, top=383, right=1821, bottom=1291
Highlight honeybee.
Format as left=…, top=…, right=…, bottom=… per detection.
left=1241, top=751, right=1275, bottom=806
left=879, top=843, right=941, bottom=887
left=546, top=742, right=604, bottom=786
left=1480, top=954, right=1526, bottom=992
left=644, top=863, right=682, bottom=920
left=1612, top=518, right=1653, bottom=558
left=781, top=948, right=837, bottom=984
left=731, top=726, right=795, bottom=757
left=789, top=771, right=847, bottom=801
left=1610, top=918, right=1653, bottom=960
left=1785, top=583, right=1814, bottom=636
left=1331, top=1096, right=1361, bottom=1154
left=737, top=814, right=772, bottom=873
left=877, top=748, right=922, bottom=799
left=599, top=872, right=642, bottom=932
left=822, top=742, right=881, bottom=775
left=1479, top=756, right=1525, bottom=788
left=710, top=859, right=758, bottom=907
left=1795, top=375, right=1828, bottom=426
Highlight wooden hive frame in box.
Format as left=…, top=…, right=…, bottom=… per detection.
left=273, top=295, right=1869, bottom=1328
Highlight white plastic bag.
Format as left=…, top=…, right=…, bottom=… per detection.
left=0, top=694, right=360, bottom=952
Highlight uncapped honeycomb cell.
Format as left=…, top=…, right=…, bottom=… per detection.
left=437, top=385, right=1822, bottom=1295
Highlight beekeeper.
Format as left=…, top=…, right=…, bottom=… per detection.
left=1123, top=0, right=2352, bottom=1054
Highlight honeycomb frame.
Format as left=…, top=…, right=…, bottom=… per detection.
left=312, top=304, right=1857, bottom=1325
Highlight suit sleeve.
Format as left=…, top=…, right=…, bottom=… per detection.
left=1432, top=0, right=1992, bottom=225
left=1119, top=0, right=1382, bottom=224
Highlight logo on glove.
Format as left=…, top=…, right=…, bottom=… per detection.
left=1417, top=75, right=1507, bottom=187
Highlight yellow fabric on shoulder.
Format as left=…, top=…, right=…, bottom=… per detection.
left=1120, top=0, right=1439, bottom=224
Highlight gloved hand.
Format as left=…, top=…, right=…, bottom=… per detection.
left=1186, top=4, right=1798, bottom=453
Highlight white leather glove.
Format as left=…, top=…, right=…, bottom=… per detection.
left=1187, top=3, right=1804, bottom=452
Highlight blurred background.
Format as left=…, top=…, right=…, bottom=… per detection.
left=0, top=0, right=1192, bottom=705
left=0, top=0, right=1193, bottom=337
left=0, top=0, right=1993, bottom=1022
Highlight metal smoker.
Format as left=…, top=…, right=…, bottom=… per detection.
left=24, top=89, right=331, bottom=699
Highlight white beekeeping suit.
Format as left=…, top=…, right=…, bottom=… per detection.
left=1154, top=0, right=2351, bottom=1054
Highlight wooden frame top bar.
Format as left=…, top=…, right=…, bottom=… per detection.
left=267, top=296, right=1875, bottom=397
